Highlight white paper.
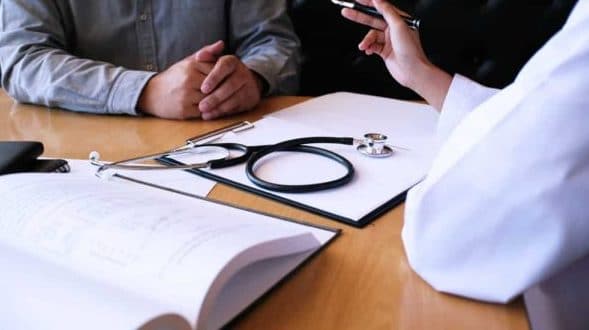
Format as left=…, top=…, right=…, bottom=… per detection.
left=269, top=92, right=439, bottom=154
left=0, top=243, right=172, bottom=330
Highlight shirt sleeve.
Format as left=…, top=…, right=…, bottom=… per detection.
left=229, top=0, right=301, bottom=96
left=437, top=74, right=499, bottom=142
left=0, top=0, right=155, bottom=115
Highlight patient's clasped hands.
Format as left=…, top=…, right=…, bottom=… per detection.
left=138, top=40, right=263, bottom=120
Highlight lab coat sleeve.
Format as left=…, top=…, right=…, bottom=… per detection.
left=402, top=2, right=589, bottom=303
left=437, top=74, right=499, bottom=142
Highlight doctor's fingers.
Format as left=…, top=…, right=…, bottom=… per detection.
left=341, top=8, right=387, bottom=31
left=359, top=29, right=386, bottom=51
left=200, top=55, right=239, bottom=94
left=372, top=0, right=411, bottom=33
left=365, top=42, right=385, bottom=57
left=346, top=0, right=411, bottom=31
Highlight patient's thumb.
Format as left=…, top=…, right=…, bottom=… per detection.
left=194, top=40, right=225, bottom=62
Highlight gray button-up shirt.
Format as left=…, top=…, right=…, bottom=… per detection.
left=0, top=0, right=301, bottom=115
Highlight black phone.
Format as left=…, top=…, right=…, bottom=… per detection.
left=0, top=141, right=70, bottom=175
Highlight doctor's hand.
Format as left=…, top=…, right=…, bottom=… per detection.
left=137, top=49, right=217, bottom=120
left=195, top=41, right=264, bottom=121
left=341, top=0, right=452, bottom=111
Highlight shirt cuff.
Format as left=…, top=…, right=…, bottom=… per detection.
left=242, top=58, right=276, bottom=96
left=107, top=70, right=156, bottom=116
left=437, top=74, right=500, bottom=143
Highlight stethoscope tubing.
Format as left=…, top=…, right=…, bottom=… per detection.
left=197, top=137, right=356, bottom=192
left=246, top=144, right=355, bottom=193
left=243, top=137, right=356, bottom=193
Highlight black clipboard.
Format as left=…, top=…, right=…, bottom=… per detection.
left=156, top=93, right=436, bottom=228
left=158, top=154, right=408, bottom=228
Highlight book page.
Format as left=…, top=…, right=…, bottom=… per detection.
left=0, top=241, right=179, bottom=330
left=204, top=249, right=318, bottom=330
left=0, top=172, right=323, bottom=329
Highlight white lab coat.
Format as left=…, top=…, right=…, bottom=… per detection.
left=403, top=0, right=589, bottom=327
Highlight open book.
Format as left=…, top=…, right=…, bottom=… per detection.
left=0, top=170, right=338, bottom=329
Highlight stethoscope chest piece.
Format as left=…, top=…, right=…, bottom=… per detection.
left=357, top=133, right=394, bottom=158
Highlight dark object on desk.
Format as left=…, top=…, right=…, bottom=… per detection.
left=288, top=0, right=577, bottom=99
left=0, top=141, right=70, bottom=175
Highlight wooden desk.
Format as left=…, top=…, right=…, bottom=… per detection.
left=0, top=90, right=528, bottom=330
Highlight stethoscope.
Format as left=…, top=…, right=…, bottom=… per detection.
left=90, top=121, right=395, bottom=193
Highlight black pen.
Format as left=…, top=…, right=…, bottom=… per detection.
left=332, top=0, right=420, bottom=30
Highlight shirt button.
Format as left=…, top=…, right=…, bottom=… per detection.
left=139, top=14, right=148, bottom=21
left=145, top=64, right=154, bottom=71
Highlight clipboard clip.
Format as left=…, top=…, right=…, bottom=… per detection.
left=89, top=121, right=255, bottom=178
left=186, top=121, right=255, bottom=146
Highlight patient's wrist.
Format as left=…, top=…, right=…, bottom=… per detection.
left=137, top=76, right=158, bottom=115
left=251, top=70, right=268, bottom=97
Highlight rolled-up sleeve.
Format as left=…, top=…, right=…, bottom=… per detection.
left=437, top=74, right=499, bottom=142
left=229, top=0, right=301, bottom=95
left=0, top=0, right=154, bottom=115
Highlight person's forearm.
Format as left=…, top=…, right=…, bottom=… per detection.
left=1, top=47, right=153, bottom=115
left=408, top=62, right=453, bottom=112
left=0, top=0, right=154, bottom=115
